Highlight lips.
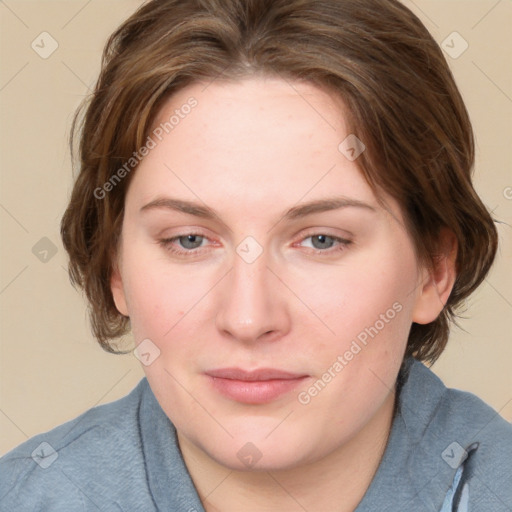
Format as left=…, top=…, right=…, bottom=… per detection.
left=205, top=367, right=310, bottom=404
left=206, top=367, right=307, bottom=381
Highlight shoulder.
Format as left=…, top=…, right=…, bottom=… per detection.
left=440, top=384, right=512, bottom=509
left=402, top=359, right=512, bottom=510
left=0, top=378, right=153, bottom=512
left=405, top=358, right=512, bottom=446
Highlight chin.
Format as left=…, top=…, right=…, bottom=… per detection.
left=191, top=425, right=328, bottom=473
left=208, top=444, right=310, bottom=472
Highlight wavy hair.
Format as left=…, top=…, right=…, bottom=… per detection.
left=61, top=0, right=498, bottom=363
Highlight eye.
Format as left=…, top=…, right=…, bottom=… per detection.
left=158, top=231, right=351, bottom=257
left=298, top=233, right=352, bottom=254
left=176, top=234, right=205, bottom=250
left=158, top=233, right=210, bottom=255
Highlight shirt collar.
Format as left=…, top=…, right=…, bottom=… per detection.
left=139, top=381, right=205, bottom=511
left=355, top=357, right=467, bottom=511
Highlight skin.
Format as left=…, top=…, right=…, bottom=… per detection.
left=111, top=75, right=457, bottom=511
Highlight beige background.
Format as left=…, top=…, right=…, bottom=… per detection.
left=0, top=0, right=511, bottom=456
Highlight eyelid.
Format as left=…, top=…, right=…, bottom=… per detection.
left=297, top=227, right=354, bottom=241
left=291, top=227, right=353, bottom=245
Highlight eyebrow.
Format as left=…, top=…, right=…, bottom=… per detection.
left=139, top=196, right=377, bottom=221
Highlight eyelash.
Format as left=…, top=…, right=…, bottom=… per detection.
left=158, top=231, right=352, bottom=257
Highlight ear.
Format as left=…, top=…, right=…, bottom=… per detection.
left=110, top=257, right=129, bottom=317
left=412, top=228, right=457, bottom=325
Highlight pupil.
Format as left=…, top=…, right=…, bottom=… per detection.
left=312, top=235, right=333, bottom=249
left=180, top=235, right=202, bottom=249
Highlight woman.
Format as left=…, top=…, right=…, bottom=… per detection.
left=1, top=0, right=510, bottom=510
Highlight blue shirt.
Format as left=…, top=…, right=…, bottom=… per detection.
left=1, top=357, right=511, bottom=511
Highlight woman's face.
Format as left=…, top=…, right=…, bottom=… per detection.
left=111, top=76, right=439, bottom=470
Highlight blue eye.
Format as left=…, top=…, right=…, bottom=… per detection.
left=158, top=233, right=208, bottom=255
left=299, top=234, right=351, bottom=253
left=310, top=234, right=335, bottom=250
left=177, top=234, right=204, bottom=250
left=158, top=232, right=352, bottom=258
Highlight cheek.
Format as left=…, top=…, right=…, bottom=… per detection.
left=293, top=241, right=417, bottom=357
left=120, top=247, right=203, bottom=343
left=293, top=258, right=414, bottom=435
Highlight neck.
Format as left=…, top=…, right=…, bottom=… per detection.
left=178, top=389, right=397, bottom=512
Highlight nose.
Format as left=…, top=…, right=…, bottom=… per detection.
left=215, top=251, right=291, bottom=344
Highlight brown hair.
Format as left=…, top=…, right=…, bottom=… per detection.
left=61, top=0, right=498, bottom=363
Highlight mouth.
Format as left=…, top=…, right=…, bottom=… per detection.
left=204, top=368, right=310, bottom=404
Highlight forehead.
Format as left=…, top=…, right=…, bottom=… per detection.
left=151, top=76, right=348, bottom=168
left=126, top=76, right=399, bottom=223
